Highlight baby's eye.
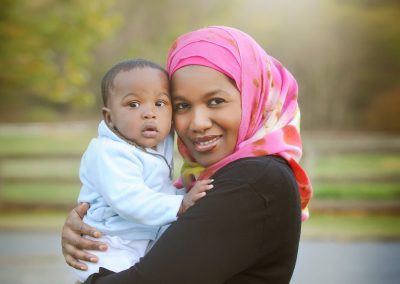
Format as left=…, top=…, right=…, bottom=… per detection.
left=208, top=98, right=225, bottom=106
left=129, top=101, right=140, bottom=108
left=156, top=100, right=167, bottom=107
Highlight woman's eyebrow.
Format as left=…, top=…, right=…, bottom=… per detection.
left=173, top=89, right=227, bottom=101
left=171, top=95, right=186, bottom=101
left=203, top=89, right=223, bottom=98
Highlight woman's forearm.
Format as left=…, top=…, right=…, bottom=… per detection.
left=86, top=182, right=267, bottom=283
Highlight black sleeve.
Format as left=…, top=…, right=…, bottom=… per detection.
left=90, top=156, right=301, bottom=284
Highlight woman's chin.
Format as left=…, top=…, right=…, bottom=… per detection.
left=193, top=153, right=220, bottom=168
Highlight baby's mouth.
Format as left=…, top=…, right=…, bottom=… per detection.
left=142, top=125, right=158, bottom=138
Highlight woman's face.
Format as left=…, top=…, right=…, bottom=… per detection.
left=171, top=65, right=242, bottom=167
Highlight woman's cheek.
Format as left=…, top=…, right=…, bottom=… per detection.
left=173, top=114, right=186, bottom=136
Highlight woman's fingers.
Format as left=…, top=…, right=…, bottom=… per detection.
left=62, top=220, right=107, bottom=251
left=63, top=244, right=89, bottom=270
left=61, top=206, right=108, bottom=269
left=80, top=222, right=102, bottom=239
left=74, top=202, right=90, bottom=219
left=67, top=204, right=102, bottom=238
left=62, top=229, right=107, bottom=269
left=75, top=235, right=108, bottom=251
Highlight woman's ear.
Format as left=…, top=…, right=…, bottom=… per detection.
left=102, top=107, right=114, bottom=128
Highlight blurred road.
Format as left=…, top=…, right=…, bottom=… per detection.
left=0, top=231, right=399, bottom=284
left=293, top=240, right=400, bottom=284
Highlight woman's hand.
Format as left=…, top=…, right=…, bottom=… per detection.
left=61, top=203, right=108, bottom=270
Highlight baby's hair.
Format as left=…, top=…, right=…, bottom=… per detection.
left=101, top=59, right=168, bottom=106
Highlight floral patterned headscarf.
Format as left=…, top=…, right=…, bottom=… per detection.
left=167, top=26, right=312, bottom=220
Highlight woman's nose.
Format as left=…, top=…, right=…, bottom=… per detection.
left=189, top=108, right=212, bottom=133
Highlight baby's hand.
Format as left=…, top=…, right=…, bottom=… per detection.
left=178, top=179, right=214, bottom=216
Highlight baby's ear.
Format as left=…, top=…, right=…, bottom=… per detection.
left=102, top=107, right=113, bottom=128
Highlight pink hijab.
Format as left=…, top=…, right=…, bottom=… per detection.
left=167, top=26, right=312, bottom=220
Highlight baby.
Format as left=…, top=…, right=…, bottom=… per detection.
left=73, top=59, right=212, bottom=282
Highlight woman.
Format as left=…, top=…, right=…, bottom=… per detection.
left=62, top=26, right=312, bottom=283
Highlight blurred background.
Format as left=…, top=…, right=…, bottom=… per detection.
left=0, top=0, right=399, bottom=283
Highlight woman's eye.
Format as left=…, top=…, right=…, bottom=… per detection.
left=129, top=101, right=140, bottom=108
left=208, top=98, right=225, bottom=106
left=174, top=102, right=189, bottom=111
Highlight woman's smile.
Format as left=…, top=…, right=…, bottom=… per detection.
left=192, top=135, right=222, bottom=152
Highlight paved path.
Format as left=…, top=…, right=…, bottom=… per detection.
left=1, top=231, right=399, bottom=284
left=293, top=240, right=400, bottom=284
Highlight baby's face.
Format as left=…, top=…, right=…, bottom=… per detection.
left=104, top=67, right=172, bottom=148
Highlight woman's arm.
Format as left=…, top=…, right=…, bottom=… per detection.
left=61, top=203, right=108, bottom=270
left=85, top=156, right=301, bottom=284
left=90, top=181, right=260, bottom=284
left=62, top=187, right=211, bottom=271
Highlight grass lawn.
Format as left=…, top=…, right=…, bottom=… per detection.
left=0, top=132, right=95, bottom=156
left=0, top=211, right=399, bottom=241
left=0, top=211, right=69, bottom=232
left=301, top=214, right=400, bottom=240
left=313, top=182, right=400, bottom=200
left=0, top=125, right=399, bottom=240
left=1, top=182, right=399, bottom=205
left=311, top=152, right=400, bottom=178
left=0, top=183, right=80, bottom=203
left=2, top=159, right=81, bottom=179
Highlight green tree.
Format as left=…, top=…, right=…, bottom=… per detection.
left=0, top=0, right=120, bottom=121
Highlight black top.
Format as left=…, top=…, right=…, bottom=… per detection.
left=87, top=156, right=301, bottom=284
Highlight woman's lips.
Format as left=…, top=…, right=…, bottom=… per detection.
left=192, top=136, right=221, bottom=152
